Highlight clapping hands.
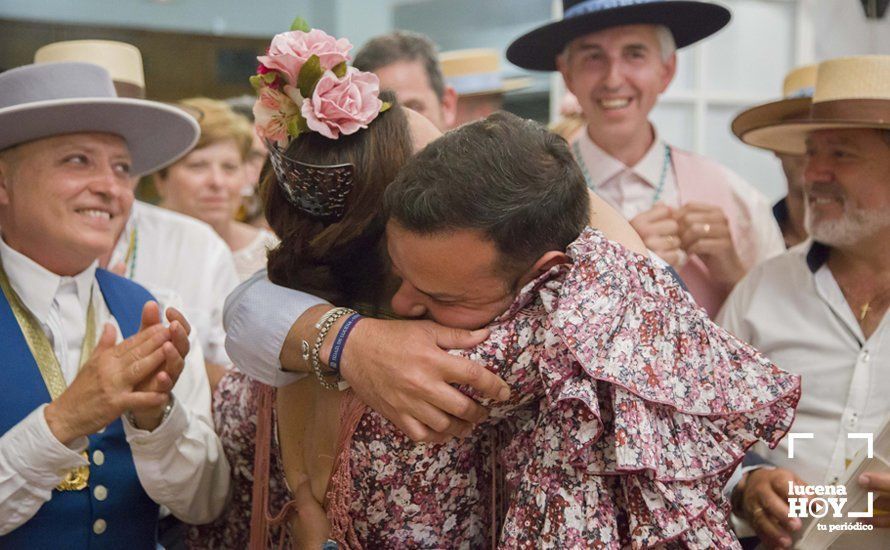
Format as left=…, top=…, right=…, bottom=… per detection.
left=44, top=301, right=191, bottom=443
left=630, top=201, right=745, bottom=287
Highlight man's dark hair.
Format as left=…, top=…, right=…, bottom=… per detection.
left=881, top=128, right=890, bottom=148
left=353, top=30, right=445, bottom=101
left=384, top=111, right=590, bottom=281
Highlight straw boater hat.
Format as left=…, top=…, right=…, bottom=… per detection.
left=731, top=64, right=817, bottom=154
left=439, top=49, right=532, bottom=97
left=34, top=40, right=146, bottom=99
left=736, top=56, right=890, bottom=155
left=506, top=0, right=731, bottom=71
left=0, top=62, right=198, bottom=176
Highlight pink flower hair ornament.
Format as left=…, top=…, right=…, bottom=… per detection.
left=251, top=18, right=391, bottom=146
left=251, top=18, right=390, bottom=222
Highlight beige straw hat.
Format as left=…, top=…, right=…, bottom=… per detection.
left=439, top=49, right=531, bottom=97
left=35, top=40, right=146, bottom=99
left=740, top=56, right=890, bottom=155
left=732, top=64, right=817, bottom=153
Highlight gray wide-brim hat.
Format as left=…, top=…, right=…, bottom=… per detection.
left=0, top=62, right=198, bottom=176
left=506, top=0, right=731, bottom=71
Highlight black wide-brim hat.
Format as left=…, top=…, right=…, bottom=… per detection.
left=507, top=0, right=732, bottom=71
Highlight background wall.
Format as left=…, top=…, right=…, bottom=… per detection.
left=1, top=0, right=888, bottom=201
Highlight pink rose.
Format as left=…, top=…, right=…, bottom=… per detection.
left=257, top=29, right=352, bottom=86
left=253, top=85, right=304, bottom=146
left=301, top=68, right=383, bottom=139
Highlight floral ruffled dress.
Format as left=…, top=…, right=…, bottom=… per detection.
left=325, top=228, right=800, bottom=549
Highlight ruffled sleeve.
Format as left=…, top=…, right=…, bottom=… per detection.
left=499, top=228, right=801, bottom=549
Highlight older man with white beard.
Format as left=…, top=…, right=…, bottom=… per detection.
left=719, top=56, right=890, bottom=549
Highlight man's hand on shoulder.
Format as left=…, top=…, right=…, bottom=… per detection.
left=336, top=317, right=510, bottom=443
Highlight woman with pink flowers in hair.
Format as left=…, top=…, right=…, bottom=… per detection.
left=190, top=20, right=800, bottom=550
left=186, top=20, right=445, bottom=549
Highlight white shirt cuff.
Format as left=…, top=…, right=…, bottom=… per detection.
left=122, top=397, right=187, bottom=456
left=3, top=405, right=88, bottom=487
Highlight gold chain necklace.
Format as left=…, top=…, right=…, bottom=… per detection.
left=858, top=287, right=890, bottom=322
left=839, top=280, right=890, bottom=323
left=0, top=259, right=96, bottom=491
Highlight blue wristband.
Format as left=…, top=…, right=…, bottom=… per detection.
left=328, top=312, right=362, bottom=376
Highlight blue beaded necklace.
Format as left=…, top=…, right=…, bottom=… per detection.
left=572, top=138, right=672, bottom=207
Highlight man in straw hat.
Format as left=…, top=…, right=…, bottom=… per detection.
left=506, top=0, right=785, bottom=317
left=439, top=48, right=531, bottom=126
left=0, top=62, right=229, bottom=546
left=733, top=64, right=818, bottom=248
left=34, top=40, right=241, bottom=390
left=719, top=55, right=890, bottom=549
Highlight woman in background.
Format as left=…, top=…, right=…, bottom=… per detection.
left=155, top=97, right=277, bottom=281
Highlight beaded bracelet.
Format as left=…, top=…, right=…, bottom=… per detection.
left=301, top=306, right=347, bottom=365
left=328, top=312, right=362, bottom=376
left=310, top=307, right=355, bottom=390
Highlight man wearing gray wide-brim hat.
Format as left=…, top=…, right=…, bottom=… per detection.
left=506, top=0, right=785, bottom=319
left=0, top=62, right=230, bottom=548
left=34, top=39, right=242, bottom=394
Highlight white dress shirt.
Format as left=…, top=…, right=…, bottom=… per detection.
left=718, top=241, right=890, bottom=486
left=223, top=269, right=324, bottom=386
left=108, top=201, right=239, bottom=366
left=573, top=128, right=680, bottom=219
left=232, top=229, right=278, bottom=283
left=0, top=238, right=231, bottom=535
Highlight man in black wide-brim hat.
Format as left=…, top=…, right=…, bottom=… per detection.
left=507, top=0, right=785, bottom=318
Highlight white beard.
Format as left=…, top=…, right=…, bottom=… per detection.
left=804, top=199, right=890, bottom=247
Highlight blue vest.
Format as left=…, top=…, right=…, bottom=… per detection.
left=0, top=269, right=159, bottom=549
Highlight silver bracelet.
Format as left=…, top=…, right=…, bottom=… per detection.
left=125, top=397, right=174, bottom=430
left=302, top=306, right=341, bottom=363
left=310, top=307, right=355, bottom=390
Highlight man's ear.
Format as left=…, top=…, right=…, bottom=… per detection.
left=557, top=51, right=576, bottom=96
left=659, top=52, right=677, bottom=93
left=152, top=172, right=168, bottom=200
left=440, top=85, right=458, bottom=129
left=515, top=250, right=570, bottom=289
left=0, top=152, right=14, bottom=206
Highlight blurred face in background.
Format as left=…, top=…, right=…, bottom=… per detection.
left=374, top=59, right=457, bottom=131
left=155, top=138, right=245, bottom=231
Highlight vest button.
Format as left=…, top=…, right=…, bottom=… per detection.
left=94, top=485, right=108, bottom=501
left=93, top=450, right=105, bottom=466
left=93, top=518, right=107, bottom=535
